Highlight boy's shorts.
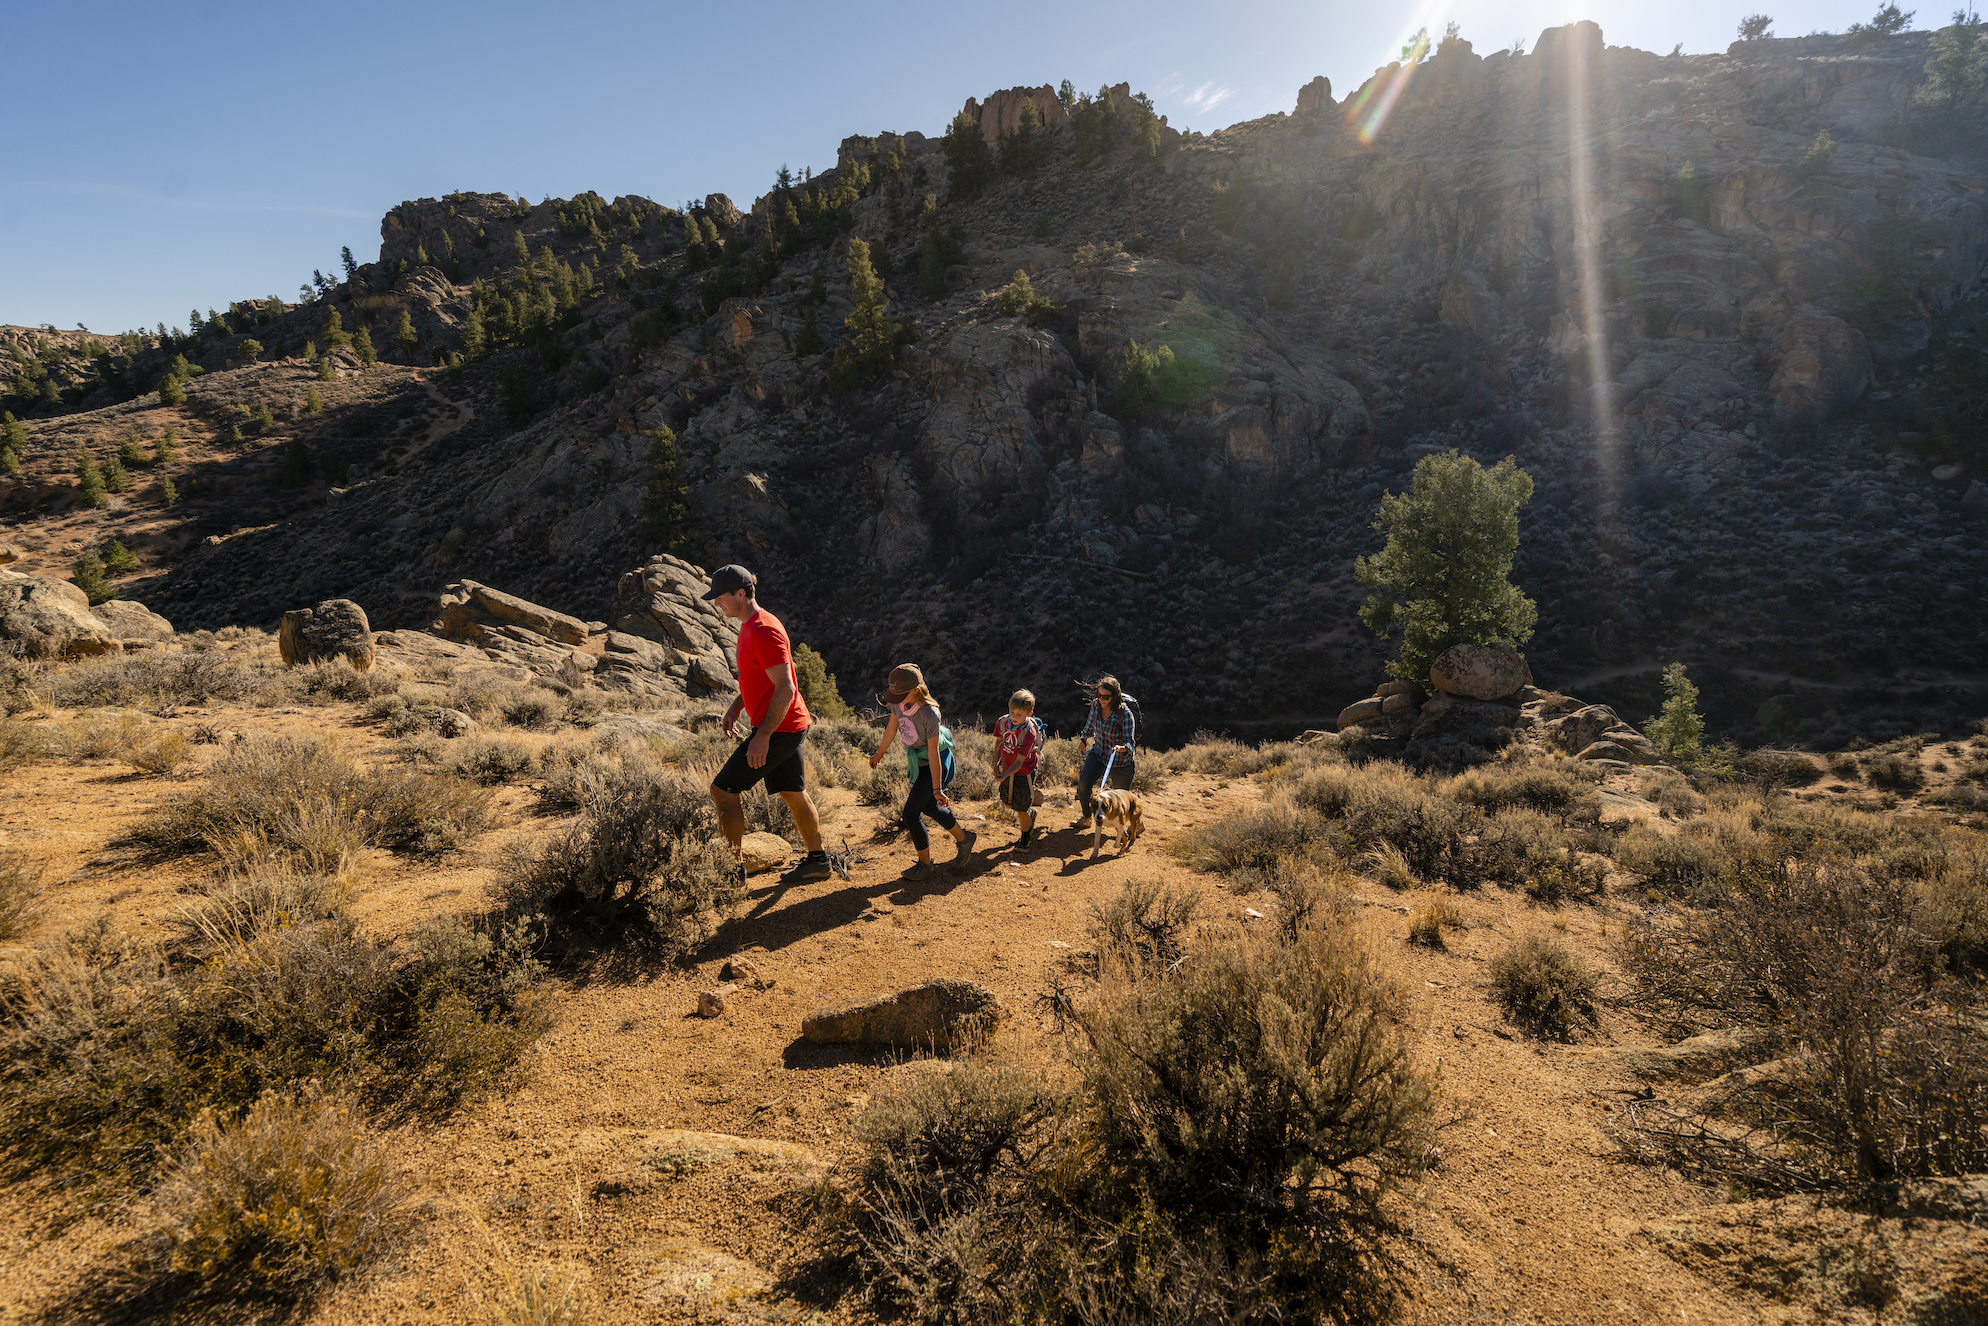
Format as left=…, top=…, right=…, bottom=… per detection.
left=712, top=728, right=809, bottom=795
left=1001, top=772, right=1035, bottom=814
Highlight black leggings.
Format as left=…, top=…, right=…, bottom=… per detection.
left=901, top=763, right=957, bottom=852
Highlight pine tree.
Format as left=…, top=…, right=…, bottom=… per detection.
left=393, top=309, right=418, bottom=359
left=279, top=438, right=313, bottom=487
left=104, top=540, right=137, bottom=573
left=793, top=643, right=854, bottom=719
left=118, top=434, right=148, bottom=468
left=77, top=452, right=107, bottom=507
left=352, top=328, right=377, bottom=367
left=464, top=308, right=488, bottom=359
left=1643, top=662, right=1709, bottom=766
left=159, top=473, right=179, bottom=506
left=1002, top=100, right=1040, bottom=174
left=255, top=400, right=275, bottom=432
left=1, top=411, right=23, bottom=471
left=701, top=216, right=721, bottom=247
left=321, top=307, right=352, bottom=349
left=305, top=386, right=322, bottom=412
left=917, top=232, right=947, bottom=298
left=942, top=110, right=993, bottom=202
left=315, top=357, right=336, bottom=382
left=1355, top=450, right=1538, bottom=684
left=104, top=458, right=131, bottom=493
left=794, top=304, right=824, bottom=355
left=159, top=374, right=186, bottom=406
left=341, top=245, right=358, bottom=279
left=512, top=229, right=531, bottom=266
left=155, top=426, right=177, bottom=462
left=642, top=425, right=687, bottom=550
left=237, top=337, right=263, bottom=362
left=71, top=551, right=111, bottom=604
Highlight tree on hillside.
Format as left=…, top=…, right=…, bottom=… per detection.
left=1738, top=13, right=1774, bottom=39
left=1002, top=101, right=1039, bottom=174
left=1849, top=3, right=1915, bottom=37
left=1355, top=450, right=1537, bottom=684
left=341, top=246, right=358, bottom=280
left=351, top=327, right=377, bottom=367
left=77, top=452, right=107, bottom=508
left=321, top=307, right=352, bottom=349
left=642, top=425, right=687, bottom=552
left=943, top=110, right=993, bottom=202
left=794, top=643, right=854, bottom=719
left=829, top=238, right=911, bottom=395
left=393, top=310, right=418, bottom=359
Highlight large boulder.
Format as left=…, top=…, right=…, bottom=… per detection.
left=91, top=599, right=174, bottom=645
left=0, top=570, right=120, bottom=658
left=278, top=599, right=375, bottom=671
left=434, top=580, right=590, bottom=646
left=612, top=555, right=738, bottom=697
left=1428, top=644, right=1532, bottom=701
left=802, top=979, right=1002, bottom=1052
left=1541, top=704, right=1633, bottom=756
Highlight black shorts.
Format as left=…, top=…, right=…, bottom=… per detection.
left=711, top=728, right=809, bottom=795
left=1000, top=772, right=1035, bottom=814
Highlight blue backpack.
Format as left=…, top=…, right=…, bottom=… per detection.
left=903, top=722, right=957, bottom=788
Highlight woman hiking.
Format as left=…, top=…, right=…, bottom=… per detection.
left=868, top=664, right=976, bottom=879
left=1076, top=674, right=1137, bottom=820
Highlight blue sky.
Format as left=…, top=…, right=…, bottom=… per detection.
left=2, top=0, right=1902, bottom=333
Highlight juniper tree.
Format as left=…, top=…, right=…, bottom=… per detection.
left=158, top=473, right=178, bottom=506
left=1643, top=662, right=1708, bottom=765
left=154, top=426, right=177, bottom=463
left=1355, top=449, right=1538, bottom=684
left=839, top=237, right=901, bottom=376
left=794, top=304, right=824, bottom=355
left=237, top=338, right=263, bottom=362
left=351, top=328, right=377, bottom=367
left=321, top=307, right=352, bottom=349
left=1002, top=101, right=1039, bottom=174
left=71, top=551, right=111, bottom=604
left=104, top=458, right=131, bottom=493
left=77, top=452, right=107, bottom=507
left=341, top=246, right=358, bottom=279
left=104, top=540, right=137, bottom=573
left=393, top=309, right=418, bottom=358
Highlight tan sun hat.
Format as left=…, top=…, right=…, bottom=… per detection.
left=885, top=664, right=925, bottom=700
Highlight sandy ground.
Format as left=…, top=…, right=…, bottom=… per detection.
left=0, top=693, right=1980, bottom=1326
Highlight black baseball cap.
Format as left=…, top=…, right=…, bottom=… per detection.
left=700, top=564, right=757, bottom=600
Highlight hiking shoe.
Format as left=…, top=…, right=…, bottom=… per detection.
left=955, top=830, right=978, bottom=860
left=727, top=860, right=749, bottom=890
left=905, top=861, right=938, bottom=880
left=779, top=854, right=834, bottom=885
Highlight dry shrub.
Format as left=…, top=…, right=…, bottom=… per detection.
left=1085, top=879, right=1199, bottom=969
left=1035, top=735, right=1080, bottom=787
left=0, top=910, right=547, bottom=1196
left=451, top=735, right=534, bottom=785
left=1864, top=751, right=1927, bottom=792
left=1488, top=933, right=1598, bottom=1037
left=0, top=851, right=45, bottom=942
left=53, top=711, right=149, bottom=760
left=149, top=1088, right=409, bottom=1295
left=1636, top=767, right=1705, bottom=819
left=1407, top=897, right=1462, bottom=948
left=1167, top=796, right=1329, bottom=874
left=1364, top=842, right=1420, bottom=891
left=137, top=735, right=496, bottom=870
left=0, top=718, right=55, bottom=770
left=857, top=761, right=909, bottom=808
left=491, top=766, right=740, bottom=953
left=1613, top=859, right=1988, bottom=1193
left=1614, top=824, right=1728, bottom=900
left=295, top=660, right=399, bottom=706
left=162, top=871, right=349, bottom=953
left=124, top=725, right=190, bottom=775
left=1734, top=749, right=1822, bottom=789
left=1289, top=763, right=1470, bottom=885
left=1444, top=759, right=1593, bottom=814
left=841, top=887, right=1440, bottom=1324
left=38, top=650, right=277, bottom=709
left=501, top=692, right=562, bottom=731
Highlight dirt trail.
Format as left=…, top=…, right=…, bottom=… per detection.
left=0, top=699, right=1908, bottom=1325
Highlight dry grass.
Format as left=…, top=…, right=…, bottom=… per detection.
left=1488, top=933, right=1598, bottom=1038
left=0, top=851, right=45, bottom=942
left=1407, top=896, right=1463, bottom=948
left=148, top=1088, right=410, bottom=1296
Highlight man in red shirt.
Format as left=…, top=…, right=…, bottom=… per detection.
left=705, top=564, right=833, bottom=884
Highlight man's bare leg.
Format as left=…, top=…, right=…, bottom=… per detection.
left=710, top=787, right=745, bottom=853
left=779, top=790, right=824, bottom=853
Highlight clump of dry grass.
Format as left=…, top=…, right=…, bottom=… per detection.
left=137, top=734, right=496, bottom=872
left=1407, top=896, right=1463, bottom=948
left=0, top=851, right=45, bottom=942
left=148, top=1088, right=410, bottom=1296
left=1488, top=932, right=1598, bottom=1037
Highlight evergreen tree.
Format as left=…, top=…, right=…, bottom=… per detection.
left=1002, top=101, right=1039, bottom=174
left=77, top=452, right=107, bottom=507
left=118, top=434, right=148, bottom=468
left=1355, top=450, right=1538, bottom=684
left=279, top=438, right=313, bottom=487
left=512, top=229, right=531, bottom=266
left=464, top=308, right=488, bottom=359
left=1, top=411, right=24, bottom=470
left=305, top=386, right=323, bottom=412
left=154, top=426, right=177, bottom=462
left=255, top=400, right=275, bottom=432
left=321, top=307, right=352, bottom=349
left=237, top=338, right=263, bottom=362
left=793, top=643, right=854, bottom=719
left=104, top=540, right=137, bottom=573
left=315, top=357, right=336, bottom=382
left=159, top=473, right=179, bottom=506
left=71, top=551, right=111, bottom=605
left=104, top=458, right=131, bottom=493
left=642, top=425, right=688, bottom=551
left=1643, top=662, right=1709, bottom=766
left=942, top=110, right=993, bottom=201
left=794, top=304, right=824, bottom=355
left=341, top=245, right=358, bottom=279
left=393, top=309, right=418, bottom=359
left=352, top=328, right=377, bottom=366
left=700, top=215, right=721, bottom=247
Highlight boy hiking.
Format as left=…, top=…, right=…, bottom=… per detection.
left=992, top=689, right=1044, bottom=848
left=868, top=664, right=976, bottom=879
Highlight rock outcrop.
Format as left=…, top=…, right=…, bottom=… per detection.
left=278, top=600, right=375, bottom=671
left=1429, top=644, right=1532, bottom=702
left=801, top=979, right=1002, bottom=1051
left=0, top=572, right=119, bottom=658
left=91, top=600, right=174, bottom=647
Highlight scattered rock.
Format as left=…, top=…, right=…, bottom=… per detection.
left=1576, top=737, right=1666, bottom=766
left=802, top=978, right=1002, bottom=1051
left=91, top=599, right=174, bottom=645
left=278, top=599, right=374, bottom=670
left=433, top=708, right=477, bottom=738
left=738, top=832, right=792, bottom=873
left=695, top=989, right=728, bottom=1018
left=1375, top=679, right=1420, bottom=698
left=0, top=571, right=119, bottom=658
left=435, top=579, right=590, bottom=647
left=1337, top=697, right=1384, bottom=730
left=1429, top=643, right=1532, bottom=701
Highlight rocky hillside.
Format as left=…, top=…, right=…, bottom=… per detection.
left=5, top=20, right=1987, bottom=744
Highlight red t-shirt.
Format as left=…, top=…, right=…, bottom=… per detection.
left=735, top=608, right=811, bottom=733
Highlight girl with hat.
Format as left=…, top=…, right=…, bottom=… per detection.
left=868, top=664, right=976, bottom=879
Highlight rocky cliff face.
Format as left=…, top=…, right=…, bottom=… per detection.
left=5, top=21, right=1986, bottom=745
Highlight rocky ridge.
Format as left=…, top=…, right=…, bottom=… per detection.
left=4, top=21, right=1987, bottom=745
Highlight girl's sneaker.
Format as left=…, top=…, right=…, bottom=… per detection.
left=1018, top=829, right=1035, bottom=847
left=954, top=829, right=978, bottom=860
